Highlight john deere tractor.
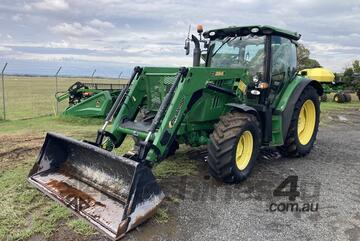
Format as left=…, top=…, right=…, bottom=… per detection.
left=28, top=25, right=322, bottom=240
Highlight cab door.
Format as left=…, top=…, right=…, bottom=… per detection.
left=269, top=36, right=297, bottom=107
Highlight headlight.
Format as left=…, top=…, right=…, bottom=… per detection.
left=251, top=90, right=261, bottom=95
left=251, top=27, right=260, bottom=33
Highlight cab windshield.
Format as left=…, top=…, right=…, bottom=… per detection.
left=209, top=35, right=265, bottom=76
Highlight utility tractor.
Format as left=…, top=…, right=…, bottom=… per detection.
left=28, top=25, right=322, bottom=239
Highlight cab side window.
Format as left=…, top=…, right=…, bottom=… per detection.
left=271, top=36, right=297, bottom=83
left=269, top=36, right=297, bottom=104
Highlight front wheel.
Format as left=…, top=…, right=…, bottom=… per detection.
left=279, top=85, right=320, bottom=157
left=207, top=112, right=261, bottom=183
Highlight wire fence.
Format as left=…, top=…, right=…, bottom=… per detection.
left=0, top=63, right=6, bottom=120
left=0, top=63, right=128, bottom=120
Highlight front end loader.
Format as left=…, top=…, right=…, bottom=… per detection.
left=29, top=25, right=322, bottom=239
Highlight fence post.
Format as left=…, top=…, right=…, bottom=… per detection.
left=91, top=69, right=96, bottom=83
left=55, top=66, right=62, bottom=115
left=118, top=72, right=123, bottom=85
left=1, top=63, right=8, bottom=120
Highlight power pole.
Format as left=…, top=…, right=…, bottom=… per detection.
left=55, top=66, right=62, bottom=115
left=1, top=63, right=8, bottom=120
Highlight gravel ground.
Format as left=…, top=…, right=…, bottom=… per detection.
left=2, top=108, right=358, bottom=241
left=120, top=109, right=360, bottom=241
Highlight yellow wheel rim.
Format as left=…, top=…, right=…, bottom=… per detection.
left=297, top=100, right=316, bottom=145
left=236, top=130, right=253, bottom=171
left=335, top=96, right=338, bottom=102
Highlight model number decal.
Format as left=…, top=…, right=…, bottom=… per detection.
left=169, top=97, right=185, bottom=128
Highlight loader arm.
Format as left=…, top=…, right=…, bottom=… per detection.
left=106, top=67, right=248, bottom=164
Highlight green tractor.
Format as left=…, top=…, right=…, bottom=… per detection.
left=56, top=82, right=126, bottom=117
left=28, top=25, right=322, bottom=239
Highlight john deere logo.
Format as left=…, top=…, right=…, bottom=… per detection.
left=212, top=71, right=225, bottom=77
left=96, top=100, right=101, bottom=107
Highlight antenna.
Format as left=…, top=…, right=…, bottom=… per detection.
left=187, top=24, right=191, bottom=40
left=184, top=25, right=192, bottom=55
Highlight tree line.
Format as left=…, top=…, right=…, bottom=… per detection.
left=298, top=43, right=359, bottom=89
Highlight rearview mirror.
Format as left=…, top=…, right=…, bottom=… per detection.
left=184, top=39, right=190, bottom=55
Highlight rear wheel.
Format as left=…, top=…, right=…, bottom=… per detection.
left=207, top=112, right=261, bottom=183
left=320, top=94, right=327, bottom=102
left=334, top=93, right=345, bottom=103
left=343, top=93, right=352, bottom=102
left=279, top=85, right=320, bottom=157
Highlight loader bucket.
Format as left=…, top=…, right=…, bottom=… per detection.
left=28, top=132, right=164, bottom=240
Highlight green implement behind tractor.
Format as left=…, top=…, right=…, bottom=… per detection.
left=28, top=25, right=322, bottom=239
left=300, top=67, right=353, bottom=103
left=56, top=81, right=125, bottom=117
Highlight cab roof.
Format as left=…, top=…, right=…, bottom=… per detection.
left=203, top=25, right=301, bottom=41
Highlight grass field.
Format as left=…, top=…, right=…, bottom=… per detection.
left=1, top=76, right=360, bottom=240
left=0, top=75, right=128, bottom=120
left=1, top=75, right=359, bottom=120
left=0, top=117, right=102, bottom=240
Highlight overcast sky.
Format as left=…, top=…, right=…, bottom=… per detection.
left=0, top=0, right=359, bottom=77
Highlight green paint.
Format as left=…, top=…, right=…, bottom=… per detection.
left=274, top=76, right=304, bottom=112
left=107, top=67, right=308, bottom=163
left=63, top=91, right=114, bottom=117
left=271, top=115, right=283, bottom=146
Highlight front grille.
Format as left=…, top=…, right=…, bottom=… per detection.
left=147, top=75, right=176, bottom=110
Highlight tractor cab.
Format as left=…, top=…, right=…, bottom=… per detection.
left=187, top=25, right=300, bottom=106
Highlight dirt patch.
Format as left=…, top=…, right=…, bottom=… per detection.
left=25, top=216, right=106, bottom=241
left=321, top=108, right=360, bottom=126
left=0, top=133, right=44, bottom=170
left=0, top=133, right=44, bottom=144
left=44, top=219, right=105, bottom=241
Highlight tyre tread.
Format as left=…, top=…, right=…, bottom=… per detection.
left=207, top=112, right=260, bottom=183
